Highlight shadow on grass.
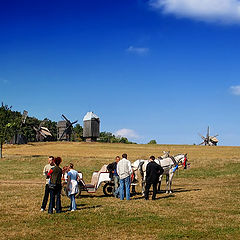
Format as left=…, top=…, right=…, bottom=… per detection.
left=62, top=204, right=87, bottom=209
left=133, top=194, right=175, bottom=200
left=157, top=187, right=201, bottom=194
left=171, top=187, right=201, bottom=193
left=60, top=205, right=102, bottom=212
left=76, top=194, right=109, bottom=199
left=132, top=187, right=202, bottom=200
left=74, top=188, right=201, bottom=201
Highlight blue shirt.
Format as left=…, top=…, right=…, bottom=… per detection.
left=67, top=169, right=78, bottom=181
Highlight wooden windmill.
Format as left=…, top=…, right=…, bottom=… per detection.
left=57, top=114, right=78, bottom=141
left=83, top=112, right=100, bottom=142
left=199, top=126, right=219, bottom=146
left=33, top=121, right=52, bottom=142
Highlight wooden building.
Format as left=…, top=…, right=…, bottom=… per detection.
left=83, top=112, right=100, bottom=142
left=57, top=121, right=68, bottom=141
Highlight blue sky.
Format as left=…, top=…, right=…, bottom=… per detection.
left=1, top=0, right=240, bottom=145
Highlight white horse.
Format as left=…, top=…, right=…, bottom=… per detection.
left=156, top=154, right=187, bottom=193
left=132, top=153, right=187, bottom=195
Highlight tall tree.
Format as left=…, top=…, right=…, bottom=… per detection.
left=0, top=103, right=15, bottom=158
left=73, top=124, right=83, bottom=141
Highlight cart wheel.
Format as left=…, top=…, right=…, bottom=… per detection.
left=103, top=182, right=114, bottom=196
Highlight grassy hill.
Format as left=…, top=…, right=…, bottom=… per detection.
left=0, top=142, right=240, bottom=239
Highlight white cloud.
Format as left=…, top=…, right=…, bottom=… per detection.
left=115, top=128, right=140, bottom=139
left=230, top=85, right=240, bottom=95
left=149, top=0, right=240, bottom=24
left=126, top=46, right=149, bottom=55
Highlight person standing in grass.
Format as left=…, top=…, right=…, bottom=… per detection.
left=117, top=153, right=132, bottom=200
left=145, top=156, right=164, bottom=200
left=41, top=156, right=55, bottom=211
left=48, top=157, right=62, bottom=214
left=107, top=156, right=120, bottom=198
left=67, top=163, right=79, bottom=212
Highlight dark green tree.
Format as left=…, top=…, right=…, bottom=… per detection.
left=0, top=103, right=16, bottom=158
left=119, top=137, right=129, bottom=144
left=73, top=124, right=83, bottom=141
left=99, top=132, right=114, bottom=143
left=148, top=139, right=157, bottom=144
left=98, top=132, right=136, bottom=144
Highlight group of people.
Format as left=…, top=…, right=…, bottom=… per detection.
left=107, top=153, right=132, bottom=200
left=41, top=156, right=79, bottom=214
left=107, top=154, right=164, bottom=200
left=41, top=153, right=164, bottom=214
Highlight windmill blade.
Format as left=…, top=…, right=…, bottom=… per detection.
left=39, top=130, right=47, bottom=138
left=33, top=126, right=39, bottom=132
left=59, top=128, right=68, bottom=140
left=40, top=127, right=52, bottom=137
left=71, top=120, right=78, bottom=125
left=62, top=114, right=70, bottom=123
left=199, top=141, right=205, bottom=145
left=198, top=133, right=206, bottom=140
left=213, top=134, right=218, bottom=138
left=207, top=126, right=210, bottom=138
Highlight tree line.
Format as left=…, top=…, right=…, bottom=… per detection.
left=0, top=103, right=139, bottom=157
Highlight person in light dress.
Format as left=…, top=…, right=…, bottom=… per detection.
left=67, top=163, right=80, bottom=211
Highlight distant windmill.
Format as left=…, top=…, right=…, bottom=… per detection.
left=21, top=110, right=28, bottom=124
left=33, top=121, right=52, bottom=142
left=198, top=126, right=219, bottom=146
left=57, top=114, right=78, bottom=141
left=83, top=112, right=100, bottom=142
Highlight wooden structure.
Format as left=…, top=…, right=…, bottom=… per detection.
left=83, top=112, right=100, bottom=142
left=33, top=121, right=52, bottom=142
left=199, top=126, right=219, bottom=146
left=57, top=114, right=78, bottom=141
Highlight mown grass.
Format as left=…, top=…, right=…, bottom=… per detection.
left=0, top=142, right=240, bottom=239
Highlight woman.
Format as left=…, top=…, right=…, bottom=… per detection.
left=67, top=163, right=79, bottom=211
left=48, top=157, right=62, bottom=214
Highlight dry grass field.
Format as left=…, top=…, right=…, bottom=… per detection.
left=0, top=142, right=240, bottom=240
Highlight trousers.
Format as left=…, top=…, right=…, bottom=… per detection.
left=69, top=194, right=77, bottom=210
left=119, top=176, right=131, bottom=200
left=41, top=184, right=51, bottom=210
left=113, top=175, right=120, bottom=197
left=48, top=184, right=62, bottom=214
left=145, top=182, right=158, bottom=200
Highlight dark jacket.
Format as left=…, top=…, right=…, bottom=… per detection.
left=50, top=166, right=62, bottom=185
left=146, top=161, right=164, bottom=184
left=107, top=162, right=118, bottom=179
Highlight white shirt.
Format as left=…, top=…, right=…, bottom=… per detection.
left=43, top=164, right=54, bottom=184
left=117, top=158, right=132, bottom=180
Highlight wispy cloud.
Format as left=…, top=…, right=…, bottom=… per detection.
left=230, top=85, right=240, bottom=95
left=126, top=46, right=149, bottom=55
left=115, top=128, right=140, bottom=139
left=149, top=0, right=240, bottom=24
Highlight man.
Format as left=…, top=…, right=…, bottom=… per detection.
left=41, top=156, right=55, bottom=211
left=145, top=156, right=164, bottom=200
left=47, top=157, right=62, bottom=214
left=117, top=153, right=132, bottom=200
left=107, top=156, right=120, bottom=197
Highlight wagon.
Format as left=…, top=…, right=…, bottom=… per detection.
left=62, top=165, right=114, bottom=197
